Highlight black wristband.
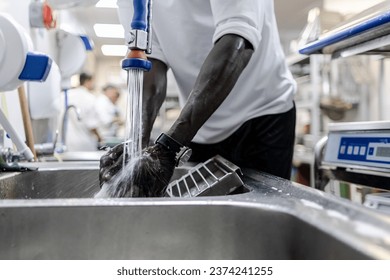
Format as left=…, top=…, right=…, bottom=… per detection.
left=155, top=133, right=183, bottom=154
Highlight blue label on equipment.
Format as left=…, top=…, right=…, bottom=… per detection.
left=338, top=137, right=390, bottom=165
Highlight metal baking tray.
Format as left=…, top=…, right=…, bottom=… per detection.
left=165, top=155, right=245, bottom=197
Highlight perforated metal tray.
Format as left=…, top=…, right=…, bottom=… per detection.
left=165, top=155, right=245, bottom=197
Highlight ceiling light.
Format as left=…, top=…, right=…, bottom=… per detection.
left=324, top=0, right=384, bottom=15
left=93, top=23, right=124, bottom=38
left=95, top=0, right=117, bottom=8
left=101, top=44, right=127, bottom=56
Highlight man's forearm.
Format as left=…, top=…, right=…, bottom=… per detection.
left=167, top=34, right=254, bottom=146
left=141, top=58, right=168, bottom=147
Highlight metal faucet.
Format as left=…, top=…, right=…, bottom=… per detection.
left=0, top=129, right=26, bottom=165
left=122, top=0, right=153, bottom=71
left=128, top=0, right=153, bottom=55
left=0, top=109, right=34, bottom=162
left=314, top=136, right=329, bottom=191
left=59, top=105, right=81, bottom=151
left=34, top=130, right=59, bottom=157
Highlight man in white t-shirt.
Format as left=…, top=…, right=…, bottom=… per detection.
left=100, top=0, right=296, bottom=196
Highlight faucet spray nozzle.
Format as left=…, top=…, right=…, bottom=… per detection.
left=122, top=0, right=153, bottom=71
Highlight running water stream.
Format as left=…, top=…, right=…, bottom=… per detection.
left=95, top=69, right=145, bottom=198
left=123, top=69, right=144, bottom=162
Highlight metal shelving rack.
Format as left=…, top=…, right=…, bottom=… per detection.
left=300, top=2, right=390, bottom=193
left=287, top=53, right=326, bottom=187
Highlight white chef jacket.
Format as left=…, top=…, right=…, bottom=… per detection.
left=96, top=94, right=121, bottom=138
left=117, top=0, right=296, bottom=144
left=63, top=86, right=100, bottom=151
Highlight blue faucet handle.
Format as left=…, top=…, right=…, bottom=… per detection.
left=131, top=0, right=148, bottom=31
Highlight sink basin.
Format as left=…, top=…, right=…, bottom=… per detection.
left=0, top=165, right=389, bottom=259
left=0, top=169, right=99, bottom=199
left=38, top=151, right=106, bottom=162
left=0, top=163, right=214, bottom=199
left=0, top=162, right=100, bottom=199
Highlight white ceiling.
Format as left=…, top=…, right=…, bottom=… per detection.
left=69, top=0, right=324, bottom=58
left=275, top=0, right=323, bottom=44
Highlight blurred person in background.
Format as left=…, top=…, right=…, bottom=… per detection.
left=64, top=72, right=102, bottom=151
left=96, top=84, right=124, bottom=140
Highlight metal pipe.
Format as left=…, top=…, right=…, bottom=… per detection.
left=60, top=105, right=81, bottom=148
left=378, top=58, right=385, bottom=120
left=0, top=108, right=34, bottom=161
left=314, top=136, right=328, bottom=190
left=146, top=0, right=153, bottom=54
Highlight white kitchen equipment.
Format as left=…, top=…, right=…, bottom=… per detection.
left=0, top=13, right=52, bottom=161
left=0, top=13, right=52, bottom=91
left=48, top=0, right=99, bottom=9
left=28, top=62, right=62, bottom=119
left=56, top=29, right=93, bottom=89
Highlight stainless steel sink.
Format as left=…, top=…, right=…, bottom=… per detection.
left=37, top=151, right=106, bottom=162
left=0, top=164, right=390, bottom=260
left=0, top=162, right=100, bottom=199
left=0, top=163, right=208, bottom=199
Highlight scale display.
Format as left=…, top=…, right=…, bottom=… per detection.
left=324, top=129, right=390, bottom=170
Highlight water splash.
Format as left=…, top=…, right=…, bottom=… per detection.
left=96, top=155, right=142, bottom=198
left=95, top=69, right=145, bottom=198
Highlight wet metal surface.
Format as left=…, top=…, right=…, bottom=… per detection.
left=0, top=163, right=389, bottom=259
left=0, top=162, right=100, bottom=199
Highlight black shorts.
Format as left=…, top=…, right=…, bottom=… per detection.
left=189, top=105, right=296, bottom=180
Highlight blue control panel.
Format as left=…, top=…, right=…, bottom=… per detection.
left=338, top=137, right=390, bottom=165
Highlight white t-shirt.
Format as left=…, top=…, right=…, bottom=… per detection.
left=63, top=86, right=100, bottom=151
left=117, top=0, right=296, bottom=144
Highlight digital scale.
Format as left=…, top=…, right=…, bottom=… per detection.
left=324, top=122, right=390, bottom=170
left=316, top=121, right=390, bottom=191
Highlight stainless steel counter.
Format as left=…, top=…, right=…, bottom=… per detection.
left=0, top=164, right=389, bottom=259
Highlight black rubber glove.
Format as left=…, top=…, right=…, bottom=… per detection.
left=99, top=143, right=176, bottom=197
left=99, top=144, right=124, bottom=185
